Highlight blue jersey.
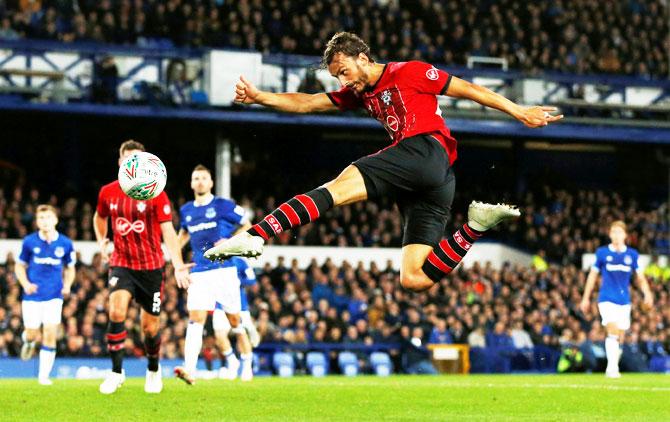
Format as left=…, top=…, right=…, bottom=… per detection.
left=216, top=257, right=256, bottom=312
left=18, top=232, right=75, bottom=302
left=180, top=196, right=245, bottom=272
left=592, top=245, right=639, bottom=305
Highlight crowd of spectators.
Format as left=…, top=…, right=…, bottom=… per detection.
left=2, top=180, right=670, bottom=260
left=1, top=249, right=668, bottom=373
left=0, top=0, right=667, bottom=78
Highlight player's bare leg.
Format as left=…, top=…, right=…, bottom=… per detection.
left=405, top=202, right=521, bottom=292
left=175, top=310, right=208, bottom=385
left=38, top=324, right=58, bottom=385
left=605, top=323, right=623, bottom=378
left=204, top=165, right=367, bottom=260
left=20, top=328, right=40, bottom=361
left=141, top=310, right=163, bottom=393
left=100, top=290, right=131, bottom=394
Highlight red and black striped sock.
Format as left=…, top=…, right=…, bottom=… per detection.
left=247, top=187, right=334, bottom=240
left=422, top=223, right=484, bottom=283
left=144, top=334, right=161, bottom=372
left=106, top=321, right=126, bottom=374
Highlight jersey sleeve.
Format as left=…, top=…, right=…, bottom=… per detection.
left=64, top=239, right=76, bottom=267
left=18, top=238, right=31, bottom=265
left=219, top=199, right=246, bottom=225
left=179, top=206, right=188, bottom=231
left=96, top=186, right=109, bottom=218
left=405, top=61, right=452, bottom=95
left=326, top=86, right=364, bottom=111
left=591, top=249, right=604, bottom=273
left=153, top=192, right=173, bottom=223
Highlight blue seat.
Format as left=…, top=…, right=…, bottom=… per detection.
left=306, top=352, right=328, bottom=377
left=370, top=352, right=392, bottom=376
left=272, top=352, right=295, bottom=377
left=338, top=351, right=359, bottom=376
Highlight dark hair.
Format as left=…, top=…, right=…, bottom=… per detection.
left=322, top=32, right=373, bottom=67
left=119, top=139, right=145, bottom=155
left=192, top=164, right=211, bottom=175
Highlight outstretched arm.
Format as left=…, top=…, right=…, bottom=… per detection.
left=234, top=75, right=337, bottom=113
left=446, top=76, right=563, bottom=128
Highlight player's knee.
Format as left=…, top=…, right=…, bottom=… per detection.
left=227, top=314, right=241, bottom=327
left=400, top=272, right=430, bottom=293
left=189, top=311, right=207, bottom=325
left=142, top=320, right=159, bottom=337
left=25, top=329, right=39, bottom=342
left=109, top=307, right=127, bottom=322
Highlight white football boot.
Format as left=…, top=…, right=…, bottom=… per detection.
left=144, top=365, right=163, bottom=394
left=240, top=364, right=253, bottom=382
left=246, top=324, right=261, bottom=348
left=221, top=358, right=240, bottom=380
left=204, top=232, right=264, bottom=261
left=467, top=201, right=521, bottom=231
left=99, top=370, right=125, bottom=394
left=38, top=378, right=53, bottom=386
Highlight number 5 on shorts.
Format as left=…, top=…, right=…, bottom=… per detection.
left=152, top=292, right=161, bottom=313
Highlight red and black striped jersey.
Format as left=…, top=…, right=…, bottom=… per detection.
left=96, top=181, right=172, bottom=270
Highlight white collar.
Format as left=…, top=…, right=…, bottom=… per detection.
left=608, top=244, right=627, bottom=253
left=38, top=231, right=59, bottom=242
left=194, top=194, right=214, bottom=207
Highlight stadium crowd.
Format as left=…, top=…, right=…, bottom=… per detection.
left=0, top=246, right=669, bottom=373
left=0, top=0, right=667, bottom=78
left=1, top=181, right=669, bottom=260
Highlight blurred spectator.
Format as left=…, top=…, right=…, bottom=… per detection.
left=91, top=55, right=118, bottom=104
left=297, top=69, right=325, bottom=94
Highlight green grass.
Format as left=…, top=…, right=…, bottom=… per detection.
left=3, top=374, right=670, bottom=421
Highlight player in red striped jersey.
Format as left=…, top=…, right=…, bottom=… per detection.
left=94, top=140, right=192, bottom=394
left=206, top=32, right=562, bottom=293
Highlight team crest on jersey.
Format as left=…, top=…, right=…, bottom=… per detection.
left=426, top=67, right=439, bottom=80
left=33, top=247, right=41, bottom=254
left=606, top=256, right=613, bottom=262
left=206, top=207, right=217, bottom=219
left=54, top=247, right=65, bottom=258
left=185, top=215, right=192, bottom=222
left=137, top=201, right=146, bottom=213
left=386, top=115, right=399, bottom=132
left=380, top=90, right=392, bottom=106
left=624, top=255, right=632, bottom=265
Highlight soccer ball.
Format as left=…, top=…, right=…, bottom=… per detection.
left=118, top=152, right=167, bottom=200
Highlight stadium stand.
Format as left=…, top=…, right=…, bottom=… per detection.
left=0, top=0, right=667, bottom=78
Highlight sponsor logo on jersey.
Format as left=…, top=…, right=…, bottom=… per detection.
left=605, top=264, right=632, bottom=273
left=115, top=217, right=146, bottom=236
left=137, top=202, right=146, bottom=213
left=386, top=115, right=399, bottom=132
left=425, top=67, right=439, bottom=80
left=206, top=207, right=216, bottom=219
left=54, top=247, right=65, bottom=258
left=33, top=256, right=62, bottom=265
left=187, top=221, right=217, bottom=233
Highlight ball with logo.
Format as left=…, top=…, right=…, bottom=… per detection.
left=118, top=152, right=167, bottom=200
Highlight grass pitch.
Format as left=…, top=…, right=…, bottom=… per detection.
left=3, top=374, right=670, bottom=421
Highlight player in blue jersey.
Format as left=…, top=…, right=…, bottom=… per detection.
left=15, top=205, right=76, bottom=385
left=174, top=164, right=254, bottom=384
left=580, top=220, right=653, bottom=378
left=213, top=257, right=259, bottom=381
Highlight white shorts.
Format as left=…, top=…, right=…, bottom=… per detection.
left=598, top=301, right=632, bottom=330
left=22, top=299, right=63, bottom=329
left=187, top=267, right=240, bottom=313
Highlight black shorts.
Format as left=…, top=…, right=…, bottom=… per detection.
left=353, top=134, right=455, bottom=247
left=108, top=267, right=165, bottom=316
